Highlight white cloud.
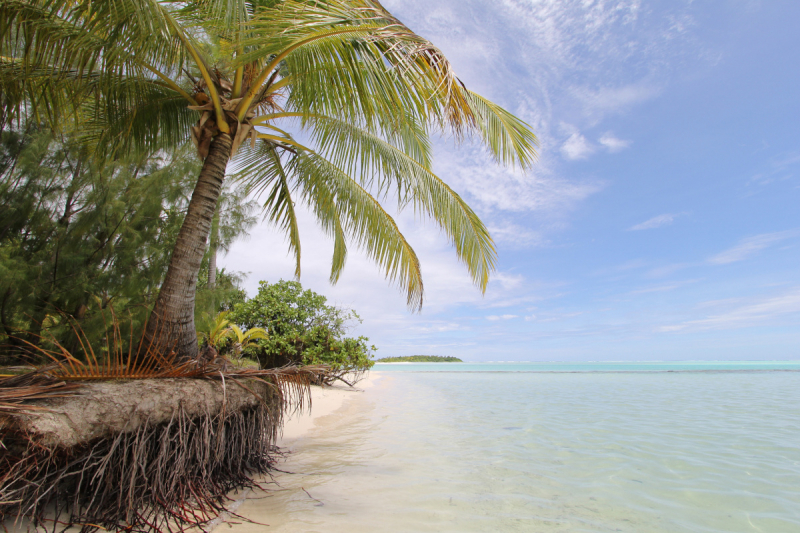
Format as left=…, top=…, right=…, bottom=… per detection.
left=488, top=222, right=549, bottom=248
left=491, top=272, right=525, bottom=290
left=707, top=230, right=798, bottom=265
left=598, top=132, right=631, bottom=153
left=561, top=132, right=595, bottom=160
left=628, top=213, right=683, bottom=231
left=591, top=258, right=649, bottom=277
left=439, top=144, right=602, bottom=214
left=657, top=287, right=800, bottom=332
left=572, top=84, right=661, bottom=122
left=524, top=315, right=537, bottom=321
left=486, top=314, right=519, bottom=321
left=748, top=151, right=800, bottom=187
left=411, top=322, right=465, bottom=333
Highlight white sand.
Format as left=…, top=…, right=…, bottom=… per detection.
left=279, top=377, right=374, bottom=443
left=207, top=372, right=382, bottom=531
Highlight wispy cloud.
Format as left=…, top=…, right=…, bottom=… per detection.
left=488, top=222, right=549, bottom=248
left=658, top=287, right=800, bottom=332
left=748, top=151, right=800, bottom=187
left=628, top=213, right=684, bottom=231
left=486, top=314, right=519, bottom=321
left=598, top=132, right=631, bottom=153
left=645, top=263, right=693, bottom=279
left=591, top=258, right=649, bottom=277
left=572, top=84, right=661, bottom=123
left=411, top=322, right=465, bottom=333
left=440, top=147, right=602, bottom=214
left=707, top=230, right=798, bottom=265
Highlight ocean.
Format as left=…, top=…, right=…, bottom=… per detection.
left=249, top=362, right=800, bottom=532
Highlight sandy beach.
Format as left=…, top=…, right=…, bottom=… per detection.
left=208, top=372, right=383, bottom=532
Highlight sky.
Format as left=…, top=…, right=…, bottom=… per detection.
left=226, top=0, right=800, bottom=362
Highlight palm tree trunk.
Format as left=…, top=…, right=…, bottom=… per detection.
left=208, top=213, right=219, bottom=291
left=207, top=240, right=218, bottom=315
left=208, top=245, right=218, bottom=287
left=145, top=133, right=232, bottom=360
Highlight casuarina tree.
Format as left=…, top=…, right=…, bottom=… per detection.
left=0, top=0, right=538, bottom=360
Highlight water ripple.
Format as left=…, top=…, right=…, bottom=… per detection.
left=262, top=372, right=800, bottom=532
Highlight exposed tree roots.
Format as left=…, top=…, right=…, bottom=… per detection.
left=0, top=373, right=317, bottom=532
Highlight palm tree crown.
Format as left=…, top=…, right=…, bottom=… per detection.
left=1, top=0, right=538, bottom=359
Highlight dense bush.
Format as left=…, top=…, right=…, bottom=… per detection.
left=0, top=126, right=253, bottom=364
left=229, top=280, right=375, bottom=383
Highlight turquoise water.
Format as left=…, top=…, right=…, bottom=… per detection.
left=373, top=360, right=800, bottom=372
left=255, top=366, right=800, bottom=532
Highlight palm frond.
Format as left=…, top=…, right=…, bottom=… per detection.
left=83, top=75, right=197, bottom=155
left=292, top=150, right=425, bottom=309
left=299, top=114, right=497, bottom=292
left=466, top=90, right=539, bottom=170
left=233, top=140, right=303, bottom=277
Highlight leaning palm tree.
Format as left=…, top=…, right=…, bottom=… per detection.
left=0, top=0, right=538, bottom=360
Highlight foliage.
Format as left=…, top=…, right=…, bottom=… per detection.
left=195, top=267, right=248, bottom=332
left=229, top=280, right=375, bottom=382
left=198, top=311, right=238, bottom=352
left=0, top=121, right=254, bottom=364
left=376, top=355, right=463, bottom=363
left=0, top=125, right=200, bottom=362
left=197, top=311, right=267, bottom=367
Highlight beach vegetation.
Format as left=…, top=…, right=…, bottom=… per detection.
left=229, top=280, right=375, bottom=383
left=0, top=124, right=254, bottom=365
left=0, top=126, right=199, bottom=364
left=376, top=355, right=463, bottom=362
left=197, top=310, right=267, bottom=365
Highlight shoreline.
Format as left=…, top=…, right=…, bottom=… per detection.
left=209, top=371, right=382, bottom=531
left=279, top=373, right=378, bottom=444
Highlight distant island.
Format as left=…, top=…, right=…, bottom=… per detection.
left=375, top=355, right=463, bottom=363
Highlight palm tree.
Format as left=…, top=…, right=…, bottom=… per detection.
left=1, top=0, right=538, bottom=360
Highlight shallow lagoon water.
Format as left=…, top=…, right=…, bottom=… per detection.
left=247, top=364, right=800, bottom=532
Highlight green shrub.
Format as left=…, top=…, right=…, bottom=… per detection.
left=229, top=280, right=375, bottom=383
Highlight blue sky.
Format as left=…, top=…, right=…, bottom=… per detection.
left=227, top=0, right=800, bottom=361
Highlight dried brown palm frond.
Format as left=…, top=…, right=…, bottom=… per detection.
left=1, top=306, right=330, bottom=419
left=0, top=380, right=81, bottom=414
left=11, top=308, right=200, bottom=381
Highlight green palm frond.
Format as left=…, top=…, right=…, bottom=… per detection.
left=297, top=114, right=497, bottom=292
left=279, top=32, right=432, bottom=131
left=466, top=90, right=538, bottom=170
left=229, top=324, right=268, bottom=344
left=233, top=140, right=304, bottom=277
left=84, top=76, right=196, bottom=155
left=292, top=150, right=425, bottom=309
